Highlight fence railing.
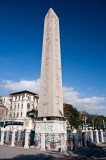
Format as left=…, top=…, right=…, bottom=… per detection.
left=0, top=129, right=105, bottom=152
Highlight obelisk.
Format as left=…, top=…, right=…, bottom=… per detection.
left=38, top=8, right=63, bottom=118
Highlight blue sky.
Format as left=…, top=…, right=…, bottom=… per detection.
left=0, top=0, right=106, bottom=115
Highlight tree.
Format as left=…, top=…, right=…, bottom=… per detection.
left=27, top=109, right=38, bottom=120
left=80, top=110, right=106, bottom=130
left=93, top=114, right=106, bottom=129
left=64, top=103, right=82, bottom=129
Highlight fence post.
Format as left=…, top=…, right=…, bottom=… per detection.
left=61, top=133, right=66, bottom=153
left=89, top=130, right=94, bottom=142
left=73, top=133, right=78, bottom=150
left=24, top=130, right=30, bottom=149
left=6, top=129, right=10, bottom=144
left=11, top=130, right=16, bottom=147
left=0, top=128, right=6, bottom=145
left=17, top=130, right=21, bottom=141
left=99, top=129, right=104, bottom=143
left=82, top=131, right=87, bottom=147
left=95, top=129, right=99, bottom=144
left=41, top=133, right=45, bottom=150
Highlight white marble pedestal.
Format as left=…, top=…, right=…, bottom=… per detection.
left=34, top=120, right=67, bottom=152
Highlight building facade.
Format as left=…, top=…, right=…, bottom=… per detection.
left=0, top=98, right=8, bottom=121
left=0, top=95, right=12, bottom=120
left=0, top=90, right=39, bottom=129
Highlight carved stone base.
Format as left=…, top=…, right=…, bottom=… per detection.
left=34, top=120, right=67, bottom=151
left=34, top=120, right=66, bottom=133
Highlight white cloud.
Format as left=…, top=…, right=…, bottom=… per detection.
left=0, top=79, right=106, bottom=114
left=0, top=79, right=40, bottom=94
left=63, top=86, right=106, bottom=113
left=63, top=86, right=80, bottom=102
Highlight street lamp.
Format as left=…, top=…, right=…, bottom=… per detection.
left=82, top=108, right=87, bottom=132
left=92, top=120, right=94, bottom=130
left=103, top=120, right=105, bottom=129
left=9, top=112, right=13, bottom=130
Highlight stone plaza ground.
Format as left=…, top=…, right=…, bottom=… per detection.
left=0, top=145, right=70, bottom=160
left=0, top=140, right=106, bottom=160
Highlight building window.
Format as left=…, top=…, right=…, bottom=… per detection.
left=4, top=98, right=5, bottom=103
left=21, top=112, right=22, bottom=117
left=28, top=96, right=30, bottom=100
left=36, top=105, right=38, bottom=110
left=32, top=104, right=34, bottom=109
left=22, top=96, right=23, bottom=100
left=14, top=113, right=15, bottom=118
left=19, top=96, right=20, bottom=100
left=14, top=105, right=16, bottom=110
left=33, top=97, right=35, bottom=101
left=21, top=104, right=23, bottom=109
left=18, top=104, right=19, bottom=109
left=6, top=109, right=8, bottom=116
left=15, top=96, right=17, bottom=101
left=17, top=112, right=19, bottom=118
left=27, top=103, right=30, bottom=109
left=36, top=98, right=38, bottom=103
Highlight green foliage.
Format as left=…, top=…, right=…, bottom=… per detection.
left=27, top=109, right=38, bottom=119
left=26, top=102, right=106, bottom=130
left=93, top=115, right=106, bottom=129
left=80, top=110, right=106, bottom=129
left=64, top=103, right=82, bottom=129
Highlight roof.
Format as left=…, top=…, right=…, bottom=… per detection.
left=9, top=90, right=38, bottom=96
left=0, top=95, right=12, bottom=97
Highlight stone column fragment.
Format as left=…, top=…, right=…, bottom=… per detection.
left=11, top=130, right=16, bottom=147
left=88, top=130, right=94, bottom=142
left=41, top=133, right=45, bottom=150
left=61, top=133, right=66, bottom=153
left=100, top=129, right=104, bottom=143
left=95, top=129, right=99, bottom=144
left=24, top=130, right=30, bottom=149
left=0, top=128, right=6, bottom=145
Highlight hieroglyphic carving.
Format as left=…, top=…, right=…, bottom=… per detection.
left=42, top=15, right=53, bottom=116
left=35, top=121, right=66, bottom=133
left=53, top=16, right=62, bottom=110
left=45, top=133, right=61, bottom=150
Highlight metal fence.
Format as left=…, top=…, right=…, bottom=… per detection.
left=0, top=129, right=105, bottom=151
left=66, top=132, right=88, bottom=151
left=15, top=130, right=25, bottom=147
left=4, top=131, right=6, bottom=144
left=29, top=131, right=35, bottom=146
left=3, top=131, right=12, bottom=145
left=93, top=131, right=96, bottom=143
left=45, top=133, right=61, bottom=151
left=8, top=131, right=12, bottom=145
left=34, top=132, right=41, bottom=148
left=0, top=129, right=1, bottom=142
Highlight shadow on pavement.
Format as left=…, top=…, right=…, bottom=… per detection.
left=69, top=145, right=106, bottom=160
left=1, top=153, right=69, bottom=160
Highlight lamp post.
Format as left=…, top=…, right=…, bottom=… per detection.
left=9, top=99, right=13, bottom=130
left=85, top=116, right=87, bottom=133
left=82, top=108, right=87, bottom=132
left=103, top=120, right=105, bottom=129
left=9, top=112, right=13, bottom=130
left=92, top=120, right=94, bottom=130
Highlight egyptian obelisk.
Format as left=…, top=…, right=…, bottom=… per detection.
left=38, top=8, right=63, bottom=118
